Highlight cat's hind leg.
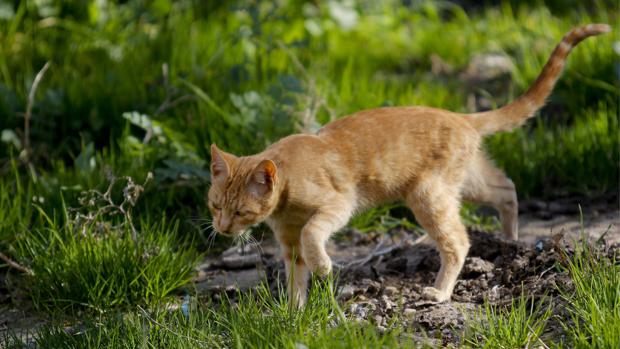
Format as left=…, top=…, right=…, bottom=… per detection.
left=461, top=152, right=518, bottom=240
left=407, top=179, right=470, bottom=302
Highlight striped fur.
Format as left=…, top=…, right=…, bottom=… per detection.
left=468, top=24, right=611, bottom=135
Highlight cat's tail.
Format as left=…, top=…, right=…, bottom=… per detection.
left=467, top=24, right=611, bottom=136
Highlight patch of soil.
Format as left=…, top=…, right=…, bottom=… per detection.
left=195, top=194, right=618, bottom=346
left=312, top=229, right=570, bottom=343
left=519, top=194, right=619, bottom=245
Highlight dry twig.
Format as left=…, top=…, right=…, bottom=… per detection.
left=70, top=171, right=153, bottom=243
left=24, top=61, right=51, bottom=157
left=154, top=63, right=195, bottom=119
left=0, top=251, right=34, bottom=275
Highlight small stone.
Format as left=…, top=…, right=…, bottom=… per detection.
left=383, top=286, right=398, bottom=296
left=463, top=257, right=494, bottom=275
left=535, top=240, right=544, bottom=252
left=461, top=53, right=514, bottom=82
left=355, top=306, right=367, bottom=319
left=338, top=285, right=355, bottom=301
left=488, top=285, right=500, bottom=302
left=380, top=295, right=393, bottom=311
left=221, top=252, right=261, bottom=269
left=511, top=255, right=529, bottom=271
left=403, top=308, right=416, bottom=318
left=193, top=269, right=207, bottom=282
left=195, top=269, right=266, bottom=292
left=548, top=201, right=579, bottom=214
left=360, top=278, right=381, bottom=294
left=365, top=301, right=377, bottom=312
left=373, top=315, right=383, bottom=324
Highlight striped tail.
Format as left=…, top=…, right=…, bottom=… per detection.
left=468, top=24, right=611, bottom=135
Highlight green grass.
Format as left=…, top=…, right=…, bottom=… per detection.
left=5, top=236, right=618, bottom=348
left=487, top=104, right=619, bottom=196
left=4, top=279, right=417, bottom=349
left=0, top=160, right=38, bottom=276
left=0, top=0, right=617, bottom=198
left=559, top=238, right=620, bottom=348
left=464, top=229, right=620, bottom=348
left=465, top=293, right=553, bottom=348
left=17, top=212, right=200, bottom=312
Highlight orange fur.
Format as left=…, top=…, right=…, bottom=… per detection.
left=207, top=24, right=609, bottom=307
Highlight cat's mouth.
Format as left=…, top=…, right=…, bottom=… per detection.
left=218, top=230, right=239, bottom=237
left=216, top=228, right=246, bottom=238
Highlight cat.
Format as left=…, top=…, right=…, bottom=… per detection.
left=207, top=24, right=610, bottom=307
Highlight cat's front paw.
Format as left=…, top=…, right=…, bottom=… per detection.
left=306, top=256, right=332, bottom=276
left=421, top=287, right=450, bottom=302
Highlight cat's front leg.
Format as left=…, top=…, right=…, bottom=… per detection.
left=300, top=207, right=352, bottom=277
left=271, top=222, right=310, bottom=308
left=283, top=248, right=309, bottom=308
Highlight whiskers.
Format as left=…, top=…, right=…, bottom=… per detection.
left=189, top=216, right=218, bottom=251
left=233, top=229, right=264, bottom=256
left=188, top=216, right=264, bottom=257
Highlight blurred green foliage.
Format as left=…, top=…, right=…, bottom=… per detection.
left=0, top=0, right=617, bottom=201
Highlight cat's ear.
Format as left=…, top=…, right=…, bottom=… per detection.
left=249, top=159, right=277, bottom=196
left=210, top=144, right=234, bottom=183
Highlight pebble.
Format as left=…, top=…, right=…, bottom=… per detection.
left=383, top=286, right=398, bottom=296
left=511, top=255, right=529, bottom=271
left=403, top=308, right=416, bottom=318
left=380, top=295, right=393, bottom=311
left=463, top=257, right=494, bottom=274
left=222, top=253, right=261, bottom=269
left=337, top=285, right=355, bottom=300
left=360, top=278, right=381, bottom=294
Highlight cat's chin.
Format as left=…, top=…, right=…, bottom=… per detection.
left=218, top=229, right=250, bottom=239
left=215, top=230, right=240, bottom=238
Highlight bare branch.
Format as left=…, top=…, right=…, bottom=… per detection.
left=0, top=252, right=34, bottom=276
left=154, top=63, right=195, bottom=117
left=24, top=61, right=51, bottom=156
left=70, top=172, right=153, bottom=244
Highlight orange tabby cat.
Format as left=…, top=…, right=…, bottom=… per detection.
left=208, top=24, right=610, bottom=307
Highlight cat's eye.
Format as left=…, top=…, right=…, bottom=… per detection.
left=211, top=203, right=221, bottom=211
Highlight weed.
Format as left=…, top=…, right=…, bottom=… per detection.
left=464, top=293, right=553, bottom=348
left=559, top=238, right=620, bottom=348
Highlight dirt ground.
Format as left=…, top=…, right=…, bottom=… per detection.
left=2, top=196, right=619, bottom=346
left=195, top=195, right=619, bottom=346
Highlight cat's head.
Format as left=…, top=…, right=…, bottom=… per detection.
left=207, top=144, right=279, bottom=237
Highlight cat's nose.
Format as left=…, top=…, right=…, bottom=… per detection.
left=218, top=217, right=232, bottom=234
